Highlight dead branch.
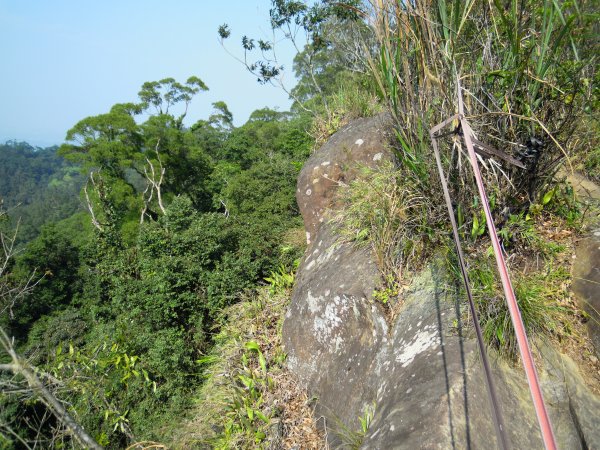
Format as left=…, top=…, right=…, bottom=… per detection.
left=0, top=327, right=103, bottom=450
left=84, top=172, right=103, bottom=231
left=140, top=182, right=154, bottom=224
left=141, top=140, right=166, bottom=221
left=219, top=199, right=230, bottom=218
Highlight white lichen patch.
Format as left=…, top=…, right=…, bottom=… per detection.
left=355, top=138, right=364, bottom=146
left=312, top=296, right=350, bottom=347
left=395, top=325, right=440, bottom=368
left=321, top=161, right=331, bottom=166
left=315, top=245, right=336, bottom=266
left=373, top=152, right=383, bottom=161
left=333, top=335, right=344, bottom=353
left=287, top=354, right=298, bottom=370
left=306, top=290, right=322, bottom=314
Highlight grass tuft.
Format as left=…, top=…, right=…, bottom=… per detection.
left=330, top=162, right=440, bottom=319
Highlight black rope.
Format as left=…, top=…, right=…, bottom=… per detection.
left=430, top=130, right=510, bottom=450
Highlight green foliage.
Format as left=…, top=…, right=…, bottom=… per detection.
left=471, top=209, right=487, bottom=240
left=0, top=141, right=83, bottom=244
left=332, top=403, right=375, bottom=450
left=218, top=341, right=273, bottom=448
left=331, top=162, right=435, bottom=284
left=58, top=76, right=214, bottom=225
left=471, top=257, right=572, bottom=359
left=372, top=274, right=400, bottom=306
left=370, top=0, right=598, bottom=249
left=220, top=0, right=374, bottom=123
left=172, top=285, right=297, bottom=449
left=264, top=264, right=296, bottom=295
left=538, top=180, right=582, bottom=226
left=49, top=341, right=156, bottom=446
left=138, top=77, right=207, bottom=115
left=9, top=223, right=84, bottom=339
left=3, top=46, right=314, bottom=445
left=309, top=74, right=384, bottom=144
left=584, top=146, right=600, bottom=181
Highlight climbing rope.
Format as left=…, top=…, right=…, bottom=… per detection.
left=430, top=126, right=510, bottom=450
left=427, top=75, right=557, bottom=450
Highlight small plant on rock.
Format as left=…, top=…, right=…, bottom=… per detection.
left=331, top=162, right=436, bottom=299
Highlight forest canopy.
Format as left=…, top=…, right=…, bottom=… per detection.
left=0, top=0, right=598, bottom=447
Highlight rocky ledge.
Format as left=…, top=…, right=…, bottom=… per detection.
left=283, top=114, right=600, bottom=449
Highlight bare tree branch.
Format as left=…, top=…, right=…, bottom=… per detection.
left=84, top=172, right=103, bottom=231
left=0, top=328, right=103, bottom=450
left=141, top=139, right=166, bottom=221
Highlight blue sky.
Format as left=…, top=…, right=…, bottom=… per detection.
left=0, top=0, right=299, bottom=147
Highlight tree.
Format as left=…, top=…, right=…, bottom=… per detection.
left=59, top=76, right=214, bottom=230
left=0, top=142, right=83, bottom=245
left=8, top=224, right=81, bottom=340
left=218, top=0, right=368, bottom=115
left=0, top=201, right=102, bottom=449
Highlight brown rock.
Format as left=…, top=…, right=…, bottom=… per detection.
left=296, top=113, right=394, bottom=244
left=284, top=116, right=600, bottom=449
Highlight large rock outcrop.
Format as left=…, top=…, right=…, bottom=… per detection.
left=570, top=172, right=600, bottom=356
left=295, top=113, right=394, bottom=244
left=282, top=115, right=600, bottom=449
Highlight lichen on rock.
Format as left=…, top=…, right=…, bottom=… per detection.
left=283, top=115, right=600, bottom=449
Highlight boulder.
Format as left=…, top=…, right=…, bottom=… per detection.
left=283, top=115, right=600, bottom=449
left=296, top=113, right=394, bottom=244
left=570, top=173, right=600, bottom=356
left=572, top=227, right=600, bottom=356
left=283, top=223, right=386, bottom=432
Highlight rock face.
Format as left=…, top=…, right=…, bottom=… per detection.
left=570, top=173, right=600, bottom=356
left=573, top=224, right=600, bottom=356
left=282, top=116, right=600, bottom=449
left=295, top=113, right=394, bottom=244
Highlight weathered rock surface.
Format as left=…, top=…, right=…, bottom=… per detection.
left=284, top=223, right=386, bottom=431
left=283, top=116, right=600, bottom=449
left=573, top=225, right=600, bottom=356
left=570, top=173, right=600, bottom=356
left=296, top=113, right=394, bottom=244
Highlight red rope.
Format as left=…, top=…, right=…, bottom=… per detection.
left=455, top=77, right=557, bottom=450
left=430, top=125, right=509, bottom=450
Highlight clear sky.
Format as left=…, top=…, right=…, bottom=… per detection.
left=0, top=0, right=299, bottom=147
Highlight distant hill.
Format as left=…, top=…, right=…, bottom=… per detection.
left=0, top=140, right=84, bottom=244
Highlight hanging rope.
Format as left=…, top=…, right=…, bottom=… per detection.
left=427, top=74, right=557, bottom=450
left=430, top=123, right=509, bottom=450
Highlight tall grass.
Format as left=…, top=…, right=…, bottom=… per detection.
left=365, top=0, right=596, bottom=210
left=471, top=260, right=572, bottom=358
left=349, top=0, right=596, bottom=352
